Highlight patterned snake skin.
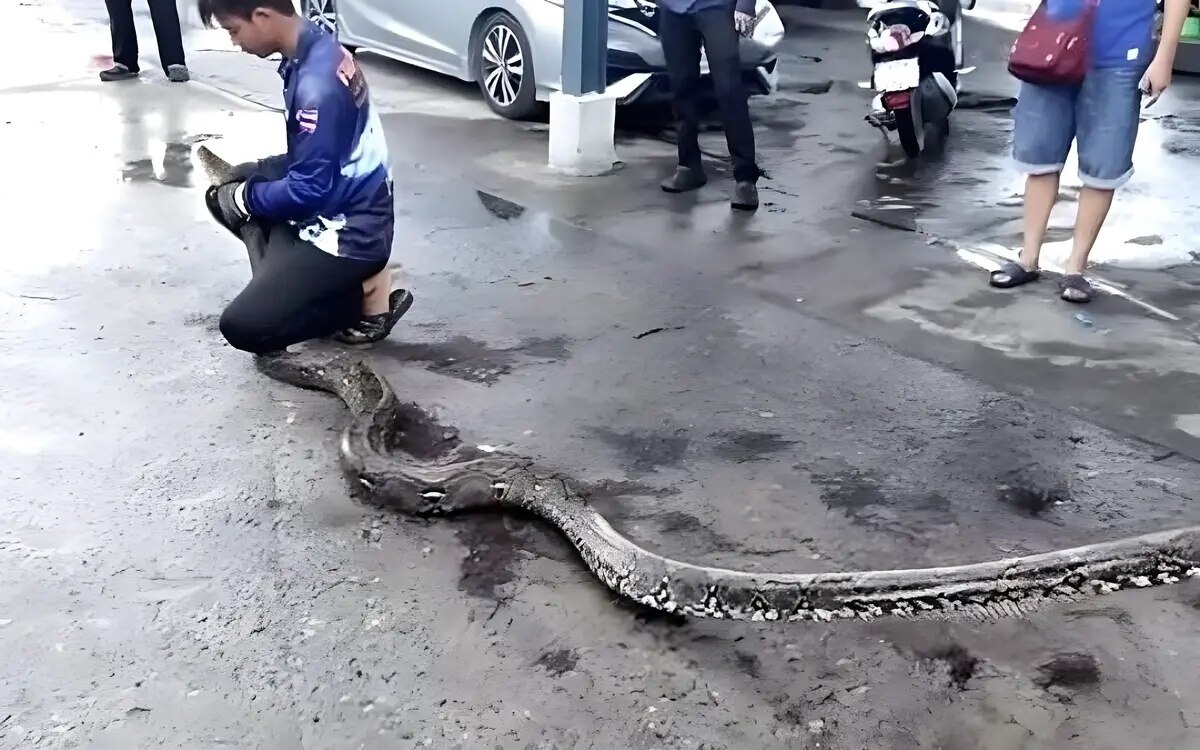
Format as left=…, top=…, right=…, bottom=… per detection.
left=199, top=145, right=1200, bottom=623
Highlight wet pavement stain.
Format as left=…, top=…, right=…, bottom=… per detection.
left=455, top=515, right=525, bottom=600
left=997, top=484, right=1069, bottom=518
left=782, top=79, right=834, bottom=95
left=1128, top=234, right=1165, bottom=246
left=572, top=478, right=680, bottom=502
left=590, top=427, right=690, bottom=474
left=651, top=510, right=740, bottom=553
left=711, top=430, right=797, bottom=463
left=817, top=470, right=952, bottom=529
left=534, top=648, right=579, bottom=676
left=918, top=644, right=981, bottom=691
left=818, top=471, right=886, bottom=515
left=1034, top=652, right=1102, bottom=691
left=381, top=335, right=570, bottom=385
left=475, top=190, right=525, bottom=221
left=1067, top=606, right=1136, bottom=627
left=732, top=650, right=763, bottom=678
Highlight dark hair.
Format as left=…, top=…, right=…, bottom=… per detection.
left=197, top=0, right=295, bottom=27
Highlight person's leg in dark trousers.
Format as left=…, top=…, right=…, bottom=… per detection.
left=103, top=0, right=140, bottom=77
left=658, top=8, right=709, bottom=193
left=219, top=224, right=384, bottom=354
left=146, top=0, right=187, bottom=73
left=693, top=6, right=759, bottom=209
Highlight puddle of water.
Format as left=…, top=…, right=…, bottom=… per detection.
left=1173, top=413, right=1200, bottom=438
left=122, top=139, right=196, bottom=187
left=379, top=335, right=570, bottom=385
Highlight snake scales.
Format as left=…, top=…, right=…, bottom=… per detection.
left=200, top=145, right=1200, bottom=624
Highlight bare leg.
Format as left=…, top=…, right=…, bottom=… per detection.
left=1064, top=186, right=1114, bottom=275
left=1019, top=172, right=1059, bottom=271
left=361, top=268, right=391, bottom=316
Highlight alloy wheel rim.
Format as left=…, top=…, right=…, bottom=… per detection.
left=307, top=0, right=337, bottom=34
left=481, top=24, right=524, bottom=107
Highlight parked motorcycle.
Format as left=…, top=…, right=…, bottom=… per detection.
left=861, top=0, right=974, bottom=158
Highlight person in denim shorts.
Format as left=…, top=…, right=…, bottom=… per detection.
left=990, top=0, right=1189, bottom=302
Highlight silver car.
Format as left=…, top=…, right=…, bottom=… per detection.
left=300, top=0, right=784, bottom=119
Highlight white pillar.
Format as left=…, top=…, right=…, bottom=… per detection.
left=548, top=91, right=618, bottom=176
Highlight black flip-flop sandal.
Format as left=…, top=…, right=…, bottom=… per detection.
left=1059, top=274, right=1094, bottom=304
left=989, top=261, right=1040, bottom=289
left=335, top=289, right=414, bottom=345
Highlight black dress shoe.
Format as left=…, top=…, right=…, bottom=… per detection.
left=732, top=181, right=759, bottom=211
left=660, top=166, right=708, bottom=193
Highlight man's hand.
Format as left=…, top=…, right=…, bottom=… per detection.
left=229, top=161, right=260, bottom=181
left=1146, top=0, right=1189, bottom=106
left=208, top=180, right=251, bottom=231
left=1141, top=56, right=1173, bottom=107
left=734, top=11, right=757, bottom=37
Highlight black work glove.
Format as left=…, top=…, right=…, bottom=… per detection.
left=206, top=180, right=251, bottom=232
left=229, top=161, right=259, bottom=181
left=230, top=154, right=287, bottom=182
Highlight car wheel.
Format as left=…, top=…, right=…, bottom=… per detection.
left=475, top=12, right=538, bottom=120
left=302, top=0, right=357, bottom=51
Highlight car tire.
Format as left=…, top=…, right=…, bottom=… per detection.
left=302, top=0, right=357, bottom=53
left=474, top=12, right=539, bottom=120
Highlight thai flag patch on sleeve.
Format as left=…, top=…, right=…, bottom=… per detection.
left=296, top=108, right=319, bottom=134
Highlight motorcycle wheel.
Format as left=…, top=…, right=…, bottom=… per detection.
left=896, top=110, right=922, bottom=159
left=922, top=119, right=947, bottom=157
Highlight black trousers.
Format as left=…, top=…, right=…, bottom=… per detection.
left=213, top=159, right=383, bottom=354
left=218, top=221, right=385, bottom=354
left=659, top=6, right=759, bottom=183
left=104, top=0, right=187, bottom=72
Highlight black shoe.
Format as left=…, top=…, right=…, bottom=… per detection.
left=336, top=289, right=414, bottom=345
left=99, top=63, right=139, bottom=82
left=732, top=181, right=759, bottom=211
left=660, top=167, right=707, bottom=194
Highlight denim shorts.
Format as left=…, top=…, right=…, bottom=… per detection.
left=1012, top=65, right=1144, bottom=190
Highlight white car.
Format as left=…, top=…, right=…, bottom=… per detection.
left=301, top=0, right=785, bottom=119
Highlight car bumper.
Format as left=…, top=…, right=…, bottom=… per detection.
left=536, top=0, right=783, bottom=103
left=609, top=57, right=780, bottom=105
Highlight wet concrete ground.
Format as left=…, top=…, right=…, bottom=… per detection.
left=3, top=2, right=1200, bottom=748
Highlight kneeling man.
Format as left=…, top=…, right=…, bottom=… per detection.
left=200, top=0, right=411, bottom=353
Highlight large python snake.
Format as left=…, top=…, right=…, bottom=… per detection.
left=199, top=145, right=1200, bottom=623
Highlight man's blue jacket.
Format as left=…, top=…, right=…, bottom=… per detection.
left=243, top=21, right=393, bottom=262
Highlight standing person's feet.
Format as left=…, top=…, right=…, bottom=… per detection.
left=167, top=64, right=190, bottom=83
left=1058, top=274, right=1094, bottom=303
left=99, top=63, right=138, bottom=82
left=732, top=181, right=759, bottom=211
left=336, top=289, right=415, bottom=345
left=989, top=261, right=1040, bottom=288
left=660, top=167, right=707, bottom=194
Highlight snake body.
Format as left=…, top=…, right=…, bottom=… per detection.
left=255, top=351, right=1200, bottom=623
left=199, top=145, right=1200, bottom=623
